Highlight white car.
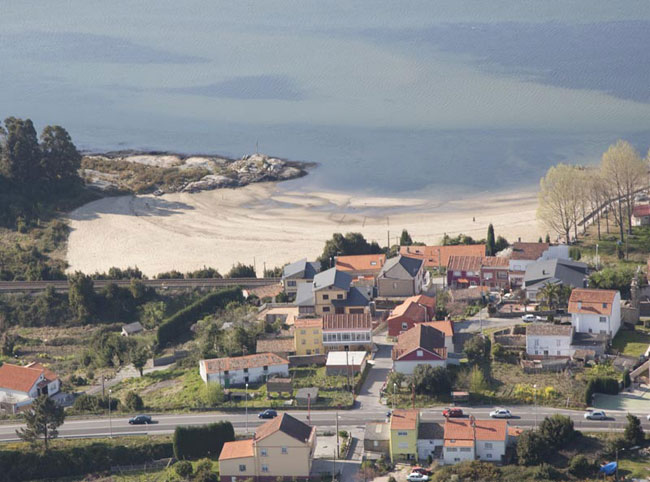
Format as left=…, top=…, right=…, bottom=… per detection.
left=647, top=414, right=650, bottom=421
left=584, top=410, right=607, bottom=420
left=490, top=408, right=512, bottom=419
left=521, top=314, right=536, bottom=323
left=407, top=473, right=429, bottom=482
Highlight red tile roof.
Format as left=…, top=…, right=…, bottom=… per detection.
left=447, top=255, right=483, bottom=272
left=0, top=363, right=44, bottom=393
left=294, top=318, right=323, bottom=329
left=255, top=412, right=315, bottom=443
left=322, top=313, right=372, bottom=331
left=201, top=353, right=289, bottom=374
left=390, top=409, right=419, bottom=430
left=25, top=362, right=58, bottom=383
left=423, top=320, right=454, bottom=337
left=568, top=288, right=618, bottom=316
left=388, top=295, right=436, bottom=321
left=481, top=256, right=510, bottom=268
left=443, top=418, right=508, bottom=442
left=219, top=439, right=254, bottom=460
left=511, top=242, right=549, bottom=261
left=392, top=324, right=447, bottom=361
left=336, top=254, right=386, bottom=273
left=399, top=245, right=486, bottom=268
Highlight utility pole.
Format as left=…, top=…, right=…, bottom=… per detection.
left=245, top=382, right=249, bottom=434
left=533, top=384, right=537, bottom=429
left=387, top=230, right=390, bottom=250
left=108, top=389, right=113, bottom=439
left=335, top=412, right=339, bottom=482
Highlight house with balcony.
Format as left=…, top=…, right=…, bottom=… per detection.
left=322, top=312, right=373, bottom=351
left=199, top=353, right=289, bottom=388
left=446, top=255, right=483, bottom=288
left=219, top=412, right=317, bottom=481
left=293, top=318, right=324, bottom=356
left=377, top=255, right=426, bottom=298
left=480, top=256, right=510, bottom=290
left=0, top=362, right=61, bottom=413
left=387, top=294, right=436, bottom=337
left=569, top=288, right=621, bottom=338
left=282, top=259, right=321, bottom=296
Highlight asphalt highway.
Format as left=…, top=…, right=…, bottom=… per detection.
left=1, top=406, right=648, bottom=442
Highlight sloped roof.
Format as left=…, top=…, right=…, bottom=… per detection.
left=388, top=295, right=436, bottom=321
left=255, top=412, right=314, bottom=444
left=443, top=418, right=507, bottom=442
left=365, top=422, right=390, bottom=441
left=122, top=321, right=144, bottom=334
left=0, top=363, right=44, bottom=393
left=447, top=255, right=483, bottom=272
left=568, top=288, right=618, bottom=316
left=390, top=409, right=418, bottom=430
left=393, top=324, right=447, bottom=360
left=511, top=242, right=550, bottom=261
left=255, top=338, right=295, bottom=354
left=526, top=324, right=573, bottom=337
left=283, top=259, right=321, bottom=280
left=295, top=282, right=315, bottom=307
left=25, top=362, right=58, bottom=383
left=523, top=258, right=588, bottom=289
left=418, top=422, right=444, bottom=440
left=322, top=313, right=372, bottom=331
left=335, top=254, right=386, bottom=273
left=219, top=439, right=254, bottom=460
left=399, top=245, right=486, bottom=268
left=379, top=255, right=423, bottom=280
left=313, top=268, right=352, bottom=291
left=201, top=353, right=288, bottom=374
left=423, top=320, right=454, bottom=338
left=331, top=287, right=370, bottom=307
left=481, top=256, right=510, bottom=268
left=294, top=318, right=323, bottom=329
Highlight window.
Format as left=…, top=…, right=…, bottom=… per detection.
left=239, top=465, right=247, bottom=472
left=454, top=271, right=461, bottom=276
left=261, top=449, right=267, bottom=457
left=323, top=294, right=329, bottom=300
left=232, top=477, right=237, bottom=482
left=224, top=370, right=229, bottom=375
left=557, top=351, right=561, bottom=355
left=486, top=453, right=492, bottom=459
left=602, top=303, right=608, bottom=308
left=315, top=349, right=320, bottom=354
left=314, top=338, right=320, bottom=344
left=374, top=440, right=379, bottom=447
left=301, top=339, right=306, bottom=345
left=484, top=443, right=492, bottom=449
left=261, top=465, right=269, bottom=473
left=282, top=447, right=288, bottom=454
left=263, top=365, right=268, bottom=371
left=301, top=329, right=306, bottom=334
left=323, top=307, right=330, bottom=312
left=534, top=339, right=539, bottom=346
left=243, top=368, right=248, bottom=373
left=447, top=447, right=457, bottom=452
left=556, top=339, right=562, bottom=346
left=599, top=316, right=607, bottom=323
left=460, top=447, right=471, bottom=452
left=313, top=329, right=319, bottom=334
left=306, top=349, right=311, bottom=355
left=337, top=294, right=343, bottom=299
left=416, top=350, right=423, bottom=357
left=600, top=330, right=607, bottom=335
left=393, top=282, right=397, bottom=289
left=398, top=431, right=408, bottom=436
left=288, top=280, right=296, bottom=287
left=401, top=322, right=408, bottom=330
left=371, top=261, right=377, bottom=266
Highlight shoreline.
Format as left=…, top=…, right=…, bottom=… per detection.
left=66, top=181, right=542, bottom=277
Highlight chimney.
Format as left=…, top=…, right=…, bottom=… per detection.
left=578, top=301, right=582, bottom=309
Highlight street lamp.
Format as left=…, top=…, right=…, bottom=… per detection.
left=108, top=389, right=113, bottom=438
left=245, top=382, right=249, bottom=434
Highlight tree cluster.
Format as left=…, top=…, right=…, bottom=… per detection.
left=318, top=232, right=383, bottom=269
left=517, top=415, right=576, bottom=465
left=172, top=421, right=235, bottom=460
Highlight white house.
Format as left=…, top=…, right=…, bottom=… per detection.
left=199, top=353, right=289, bottom=388
left=442, top=418, right=508, bottom=465
left=526, top=324, right=574, bottom=358
left=392, top=324, right=450, bottom=375
left=569, top=289, right=621, bottom=338
left=417, top=422, right=444, bottom=460
left=0, top=362, right=61, bottom=413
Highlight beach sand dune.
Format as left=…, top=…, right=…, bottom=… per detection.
left=66, top=183, right=542, bottom=277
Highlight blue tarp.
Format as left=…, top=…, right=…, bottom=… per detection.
left=599, top=462, right=617, bottom=475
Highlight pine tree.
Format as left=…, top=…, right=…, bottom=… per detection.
left=400, top=229, right=413, bottom=246
left=486, top=224, right=496, bottom=256
left=16, top=395, right=65, bottom=450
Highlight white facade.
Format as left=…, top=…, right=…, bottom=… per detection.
left=323, top=330, right=371, bottom=346
left=443, top=445, right=475, bottom=465
left=540, top=245, right=570, bottom=261
left=200, top=362, right=289, bottom=386
left=475, top=440, right=506, bottom=462
left=571, top=292, right=621, bottom=337
left=393, top=358, right=446, bottom=375
left=526, top=334, right=574, bottom=357
left=417, top=438, right=443, bottom=460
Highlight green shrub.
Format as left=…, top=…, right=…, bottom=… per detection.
left=194, top=458, right=218, bottom=482
left=538, top=415, right=575, bottom=449
left=173, top=422, right=234, bottom=460
left=124, top=391, right=144, bottom=412
left=517, top=431, right=548, bottom=466
left=174, top=460, right=193, bottom=478
left=534, top=463, right=560, bottom=480
left=585, top=376, right=619, bottom=404
left=568, top=455, right=594, bottom=478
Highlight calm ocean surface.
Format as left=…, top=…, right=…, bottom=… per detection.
left=1, top=1, right=650, bottom=198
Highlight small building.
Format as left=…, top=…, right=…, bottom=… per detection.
left=442, top=418, right=509, bottom=465
left=219, top=413, right=317, bottom=481
left=387, top=294, right=436, bottom=337
left=632, top=204, right=650, bottom=226
left=377, top=255, right=426, bottom=298
left=256, top=337, right=296, bottom=358
left=266, top=377, right=293, bottom=396
left=364, top=422, right=391, bottom=457
left=282, top=259, right=321, bottom=296
left=569, top=288, right=622, bottom=338
left=199, top=353, right=289, bottom=387
left=121, top=321, right=144, bottom=336
left=417, top=422, right=444, bottom=461
left=399, top=244, right=486, bottom=269
left=322, top=313, right=373, bottom=351
left=325, top=351, right=367, bottom=376
left=294, top=318, right=324, bottom=356
left=523, top=258, right=588, bottom=301
left=389, top=409, right=419, bottom=462
left=295, top=387, right=319, bottom=406
left=0, top=362, right=61, bottom=413
left=392, top=324, right=449, bottom=375
left=526, top=324, right=574, bottom=358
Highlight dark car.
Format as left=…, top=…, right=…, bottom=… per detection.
left=442, top=408, right=463, bottom=418
left=412, top=467, right=432, bottom=476
left=129, top=415, right=152, bottom=425
left=258, top=409, right=278, bottom=419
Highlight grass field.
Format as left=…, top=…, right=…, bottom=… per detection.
left=612, top=325, right=650, bottom=357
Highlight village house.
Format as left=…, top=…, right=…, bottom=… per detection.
left=325, top=351, right=367, bottom=376
left=0, top=362, right=61, bottom=413
left=442, top=418, right=510, bottom=465
left=335, top=253, right=386, bottom=287
left=293, top=318, right=324, bottom=355
left=508, top=242, right=570, bottom=288
left=322, top=312, right=373, bottom=351
left=219, top=412, right=316, bottom=481
left=569, top=288, right=621, bottom=338
left=282, top=259, right=321, bottom=295
left=392, top=324, right=452, bottom=374
left=526, top=324, right=574, bottom=358
left=523, top=258, right=588, bottom=302
left=377, top=255, right=426, bottom=297
left=387, top=294, right=436, bottom=338
left=632, top=204, right=650, bottom=226
left=364, top=421, right=391, bottom=458
left=447, top=255, right=482, bottom=288
left=311, top=268, right=370, bottom=316
left=480, top=256, right=510, bottom=290
left=399, top=244, right=486, bottom=270
left=121, top=321, right=144, bottom=336
left=389, top=409, right=419, bottom=462
left=417, top=422, right=444, bottom=461
left=199, top=353, right=289, bottom=387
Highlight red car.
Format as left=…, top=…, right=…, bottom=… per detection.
left=412, top=467, right=432, bottom=476
left=442, top=408, right=463, bottom=418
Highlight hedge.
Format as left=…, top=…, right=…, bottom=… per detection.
left=157, top=287, right=243, bottom=346
left=585, top=377, right=619, bottom=405
left=0, top=440, right=172, bottom=482
left=173, top=421, right=235, bottom=460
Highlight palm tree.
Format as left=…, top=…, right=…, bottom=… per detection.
left=538, top=283, right=560, bottom=311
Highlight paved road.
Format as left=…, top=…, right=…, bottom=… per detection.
left=357, top=335, right=392, bottom=409
left=2, top=406, right=649, bottom=442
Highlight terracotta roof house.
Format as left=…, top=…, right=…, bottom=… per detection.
left=480, top=256, right=510, bottom=290
left=632, top=204, right=650, bottom=226
left=219, top=413, right=317, bottom=481
left=255, top=337, right=296, bottom=358
left=293, top=317, right=324, bottom=356
left=322, top=313, right=373, bottom=351
left=392, top=324, right=451, bottom=374
left=199, top=353, right=289, bottom=387
left=569, top=288, right=621, bottom=337
left=282, top=258, right=321, bottom=295
left=446, top=255, right=483, bottom=288
left=387, top=294, right=437, bottom=337
left=399, top=245, right=486, bottom=269
left=389, top=409, right=420, bottom=462
left=442, top=418, right=510, bottom=465
left=523, top=258, right=588, bottom=301
left=377, top=255, right=426, bottom=298
left=335, top=254, right=386, bottom=284
left=0, top=362, right=61, bottom=413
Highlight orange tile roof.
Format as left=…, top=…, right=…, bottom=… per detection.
left=568, top=288, right=618, bottom=316
left=423, top=320, right=454, bottom=337
left=336, top=254, right=386, bottom=273
left=443, top=418, right=507, bottom=442
left=444, top=439, right=475, bottom=447
left=25, top=362, right=58, bottom=383
left=219, top=439, right=255, bottom=460
left=322, top=313, right=372, bottom=331
left=508, top=426, right=523, bottom=437
left=399, top=245, right=486, bottom=268
left=393, top=324, right=447, bottom=360
left=255, top=338, right=295, bottom=354
left=202, top=353, right=289, bottom=374
left=447, top=255, right=484, bottom=272
left=0, top=363, right=45, bottom=393
left=294, top=318, right=323, bottom=329
left=255, top=413, right=315, bottom=443
left=481, top=256, right=510, bottom=268
left=511, top=242, right=549, bottom=261
left=390, top=409, right=419, bottom=430
left=389, top=295, right=436, bottom=320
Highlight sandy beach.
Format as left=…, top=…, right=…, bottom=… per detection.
left=66, top=183, right=542, bottom=277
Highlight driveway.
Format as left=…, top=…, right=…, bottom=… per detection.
left=357, top=335, right=392, bottom=410
left=86, top=362, right=173, bottom=395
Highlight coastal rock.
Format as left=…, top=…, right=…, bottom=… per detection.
left=181, top=175, right=240, bottom=192
left=123, top=155, right=183, bottom=168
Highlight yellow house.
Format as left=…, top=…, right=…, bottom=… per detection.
left=219, top=413, right=317, bottom=481
left=294, top=318, right=324, bottom=356
left=389, top=409, right=419, bottom=462
left=313, top=268, right=370, bottom=316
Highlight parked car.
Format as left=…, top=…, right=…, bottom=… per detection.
left=584, top=410, right=607, bottom=420
left=129, top=415, right=152, bottom=425
left=407, top=472, right=429, bottom=482
left=646, top=414, right=650, bottom=421
left=489, top=408, right=512, bottom=419
left=442, top=408, right=463, bottom=418
left=522, top=314, right=536, bottom=323
left=258, top=409, right=278, bottom=419
left=412, top=467, right=432, bottom=476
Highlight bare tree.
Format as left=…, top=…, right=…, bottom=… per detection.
left=585, top=168, right=607, bottom=240
left=538, top=164, right=579, bottom=243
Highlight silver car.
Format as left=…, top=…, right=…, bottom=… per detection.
left=584, top=410, right=607, bottom=420
left=489, top=408, right=512, bottom=419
